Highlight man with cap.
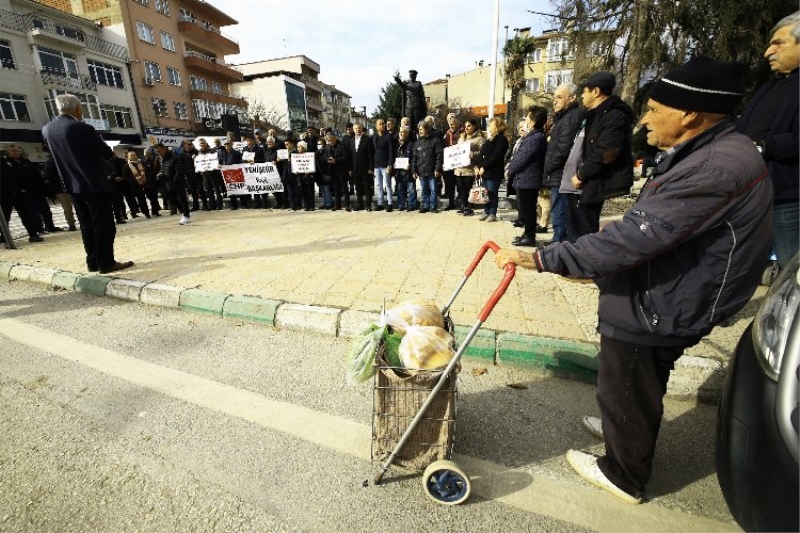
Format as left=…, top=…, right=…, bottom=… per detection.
left=394, top=69, right=427, bottom=130
left=494, top=57, right=773, bottom=503
left=736, top=11, right=800, bottom=271
left=566, top=72, right=635, bottom=240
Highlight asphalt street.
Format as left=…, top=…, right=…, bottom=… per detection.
left=0, top=279, right=741, bottom=533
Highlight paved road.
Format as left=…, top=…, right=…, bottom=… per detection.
left=0, top=279, right=740, bottom=532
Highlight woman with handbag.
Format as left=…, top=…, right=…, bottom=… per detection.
left=455, top=118, right=485, bottom=216
left=506, top=106, right=548, bottom=246
left=476, top=117, right=511, bottom=222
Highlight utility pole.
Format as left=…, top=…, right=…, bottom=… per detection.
left=488, top=0, right=500, bottom=119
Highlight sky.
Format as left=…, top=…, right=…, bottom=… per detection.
left=222, top=0, right=556, bottom=113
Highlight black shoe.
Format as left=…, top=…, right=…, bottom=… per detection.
left=431, top=208, right=439, bottom=213
left=99, top=260, right=134, bottom=274
left=513, top=219, right=524, bottom=228
left=116, top=219, right=127, bottom=224
left=68, top=225, right=77, bottom=231
left=445, top=205, right=455, bottom=211
left=47, top=226, right=64, bottom=232
left=418, top=208, right=429, bottom=213
left=536, top=225, right=549, bottom=234
left=386, top=205, right=393, bottom=212
left=190, top=207, right=198, bottom=212
left=230, top=206, right=238, bottom=210
left=153, top=212, right=162, bottom=217
left=345, top=206, right=351, bottom=212
left=375, top=204, right=384, bottom=211
left=28, top=235, right=44, bottom=243
left=513, top=236, right=537, bottom=247
left=203, top=207, right=211, bottom=212
left=457, top=208, right=465, bottom=214
left=145, top=214, right=151, bottom=219
left=463, top=209, right=475, bottom=216
left=367, top=206, right=372, bottom=212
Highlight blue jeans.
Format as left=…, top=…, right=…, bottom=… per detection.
left=550, top=186, right=568, bottom=243
left=374, top=167, right=392, bottom=206
left=322, top=182, right=333, bottom=208
left=483, top=178, right=501, bottom=215
left=774, top=202, right=799, bottom=269
left=420, top=176, right=436, bottom=210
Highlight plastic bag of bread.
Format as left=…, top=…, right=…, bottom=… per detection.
left=399, top=325, right=455, bottom=371
left=383, top=299, right=444, bottom=334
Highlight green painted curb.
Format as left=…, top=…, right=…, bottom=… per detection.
left=453, top=325, right=496, bottom=360
left=498, top=333, right=599, bottom=384
left=75, top=275, right=112, bottom=296
left=180, top=288, right=229, bottom=316
left=223, top=295, right=281, bottom=325
left=0, top=261, right=17, bottom=279
left=52, top=271, right=81, bottom=291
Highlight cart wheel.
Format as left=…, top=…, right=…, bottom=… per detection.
left=422, top=460, right=471, bottom=505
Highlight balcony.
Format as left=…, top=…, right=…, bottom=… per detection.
left=41, top=68, right=97, bottom=92
left=301, top=74, right=322, bottom=92
left=184, top=51, right=243, bottom=82
left=306, top=95, right=323, bottom=112
left=189, top=89, right=247, bottom=108
left=178, top=15, right=239, bottom=55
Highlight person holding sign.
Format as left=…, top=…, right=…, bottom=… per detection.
left=455, top=118, right=486, bottom=216
left=294, top=141, right=317, bottom=211
left=197, top=139, right=224, bottom=211
left=442, top=114, right=463, bottom=210
left=241, top=135, right=265, bottom=208
left=218, top=141, right=243, bottom=209
left=394, top=127, right=416, bottom=211
left=324, top=132, right=351, bottom=211
left=280, top=138, right=301, bottom=210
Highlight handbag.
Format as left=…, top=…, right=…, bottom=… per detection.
left=468, top=178, right=489, bottom=205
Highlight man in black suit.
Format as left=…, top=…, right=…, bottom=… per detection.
left=42, top=93, right=133, bottom=274
left=351, top=123, right=374, bottom=210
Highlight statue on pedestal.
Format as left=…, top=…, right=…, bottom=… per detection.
left=394, top=69, right=427, bottom=129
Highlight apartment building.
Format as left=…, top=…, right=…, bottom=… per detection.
left=38, top=0, right=245, bottom=147
left=319, top=80, right=351, bottom=134
left=0, top=0, right=141, bottom=161
left=232, top=55, right=324, bottom=133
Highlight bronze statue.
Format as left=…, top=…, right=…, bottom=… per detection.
left=394, top=69, right=427, bottom=129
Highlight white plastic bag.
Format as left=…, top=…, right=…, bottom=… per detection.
left=383, top=299, right=444, bottom=334
left=399, top=325, right=455, bottom=371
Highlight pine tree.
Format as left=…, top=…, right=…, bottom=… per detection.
left=372, top=81, right=403, bottom=121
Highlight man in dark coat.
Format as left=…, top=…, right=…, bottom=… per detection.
left=351, top=123, right=374, bottom=210
left=496, top=58, right=773, bottom=504
left=42, top=93, right=132, bottom=273
left=1, top=146, right=44, bottom=243
left=736, top=11, right=799, bottom=270
left=569, top=72, right=634, bottom=239
left=324, top=132, right=350, bottom=211
left=544, top=83, right=585, bottom=243
left=155, top=143, right=191, bottom=224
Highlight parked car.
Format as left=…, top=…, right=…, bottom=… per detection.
left=716, top=252, right=799, bottom=532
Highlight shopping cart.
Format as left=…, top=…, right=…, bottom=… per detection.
left=371, top=241, right=515, bottom=505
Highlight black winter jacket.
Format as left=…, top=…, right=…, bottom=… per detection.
left=324, top=142, right=349, bottom=180
left=160, top=150, right=186, bottom=187
left=506, top=128, right=546, bottom=190
left=539, top=121, right=773, bottom=346
left=411, top=134, right=443, bottom=177
left=544, top=104, right=585, bottom=188
left=577, top=95, right=634, bottom=204
left=477, top=134, right=509, bottom=181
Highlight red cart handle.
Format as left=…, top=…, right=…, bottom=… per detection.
left=464, top=241, right=516, bottom=322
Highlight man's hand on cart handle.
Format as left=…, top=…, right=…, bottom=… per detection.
left=495, top=249, right=538, bottom=271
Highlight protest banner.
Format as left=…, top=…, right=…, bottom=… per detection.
left=394, top=156, right=409, bottom=170
left=233, top=141, right=247, bottom=152
left=277, top=149, right=289, bottom=161
left=220, top=163, right=284, bottom=195
left=291, top=152, right=316, bottom=174
left=443, top=142, right=471, bottom=171
left=242, top=151, right=256, bottom=162
left=194, top=152, right=219, bottom=173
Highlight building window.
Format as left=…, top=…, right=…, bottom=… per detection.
left=87, top=60, right=124, bottom=89
left=527, top=48, right=542, bottom=63
left=101, top=105, right=133, bottom=128
left=44, top=90, right=101, bottom=120
left=174, top=101, right=188, bottom=120
left=0, top=93, right=30, bottom=121
left=133, top=0, right=148, bottom=4
left=152, top=98, right=168, bottom=117
left=159, top=31, right=175, bottom=51
left=547, top=37, right=573, bottom=62
left=524, top=78, right=540, bottom=93
left=143, top=61, right=161, bottom=82
left=545, top=69, right=573, bottom=93
left=155, top=0, right=170, bottom=16
left=0, top=41, right=16, bottom=70
left=586, top=41, right=608, bottom=58
left=211, top=81, right=222, bottom=95
left=37, top=46, right=79, bottom=77
left=137, top=21, right=155, bottom=44
left=179, top=7, right=195, bottom=23
left=190, top=75, right=207, bottom=91
left=166, top=67, right=181, bottom=86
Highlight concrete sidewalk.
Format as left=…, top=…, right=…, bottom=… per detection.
left=1, top=198, right=762, bottom=402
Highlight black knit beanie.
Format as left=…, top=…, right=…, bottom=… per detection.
left=648, top=57, right=746, bottom=114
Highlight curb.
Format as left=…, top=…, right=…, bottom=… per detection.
left=0, top=260, right=723, bottom=403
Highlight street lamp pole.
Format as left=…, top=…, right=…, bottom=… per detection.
left=488, top=0, right=500, bottom=119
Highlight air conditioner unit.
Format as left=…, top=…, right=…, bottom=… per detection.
left=143, top=76, right=155, bottom=86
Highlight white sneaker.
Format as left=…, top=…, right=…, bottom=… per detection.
left=179, top=215, right=190, bottom=225
left=566, top=450, right=643, bottom=504
left=582, top=416, right=604, bottom=440
left=487, top=214, right=497, bottom=222
left=478, top=213, right=489, bottom=221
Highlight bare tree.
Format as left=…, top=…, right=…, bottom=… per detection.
left=243, top=96, right=287, bottom=132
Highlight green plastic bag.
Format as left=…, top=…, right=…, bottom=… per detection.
left=346, top=324, right=385, bottom=385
